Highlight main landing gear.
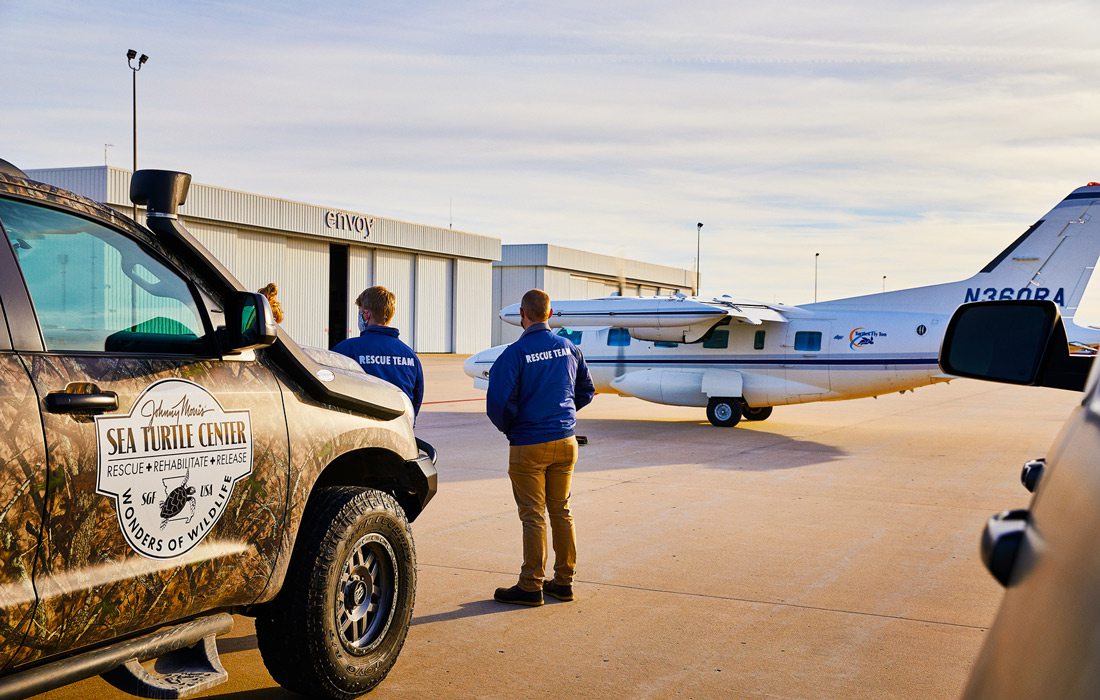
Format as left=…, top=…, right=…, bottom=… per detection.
left=706, top=398, right=773, bottom=427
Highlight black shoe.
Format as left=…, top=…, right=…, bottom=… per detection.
left=543, top=580, right=574, bottom=602
left=494, top=585, right=543, bottom=607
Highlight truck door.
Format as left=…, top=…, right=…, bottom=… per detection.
left=0, top=196, right=290, bottom=665
left=0, top=279, right=47, bottom=671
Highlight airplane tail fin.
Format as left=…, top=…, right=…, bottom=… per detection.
left=813, top=183, right=1100, bottom=323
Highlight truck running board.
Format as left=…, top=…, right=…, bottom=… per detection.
left=0, top=613, right=233, bottom=699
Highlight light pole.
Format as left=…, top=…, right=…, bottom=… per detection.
left=127, top=49, right=148, bottom=221
left=814, top=252, right=820, bottom=302
left=882, top=275, right=887, bottom=293
left=695, top=222, right=703, bottom=296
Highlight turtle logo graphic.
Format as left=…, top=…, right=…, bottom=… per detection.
left=159, top=470, right=197, bottom=529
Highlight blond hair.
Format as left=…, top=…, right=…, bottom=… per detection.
left=356, top=285, right=396, bottom=325
left=258, top=282, right=284, bottom=323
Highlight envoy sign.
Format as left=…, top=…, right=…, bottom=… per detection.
left=325, top=210, right=372, bottom=237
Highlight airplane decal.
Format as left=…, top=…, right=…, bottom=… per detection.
left=849, top=327, right=887, bottom=350
left=964, top=287, right=1066, bottom=304
left=468, top=184, right=1100, bottom=427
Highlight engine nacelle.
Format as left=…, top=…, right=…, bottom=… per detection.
left=610, top=369, right=708, bottom=407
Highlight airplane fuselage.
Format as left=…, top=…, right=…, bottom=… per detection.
left=566, top=308, right=946, bottom=407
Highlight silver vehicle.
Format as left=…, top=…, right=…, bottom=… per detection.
left=939, top=299, right=1097, bottom=699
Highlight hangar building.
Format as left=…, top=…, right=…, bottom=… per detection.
left=492, top=244, right=697, bottom=344
left=29, top=166, right=498, bottom=353
left=28, top=167, right=696, bottom=354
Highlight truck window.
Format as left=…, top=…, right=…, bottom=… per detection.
left=0, top=198, right=209, bottom=354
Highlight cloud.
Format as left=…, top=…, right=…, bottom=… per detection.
left=3, top=1, right=1100, bottom=315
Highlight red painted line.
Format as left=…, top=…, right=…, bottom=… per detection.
left=422, top=397, right=486, bottom=405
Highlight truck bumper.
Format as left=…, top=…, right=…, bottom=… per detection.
left=400, top=438, right=438, bottom=520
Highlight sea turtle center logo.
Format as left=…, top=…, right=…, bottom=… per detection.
left=94, top=378, right=253, bottom=559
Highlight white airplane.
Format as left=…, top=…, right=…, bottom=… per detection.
left=465, top=184, right=1100, bottom=426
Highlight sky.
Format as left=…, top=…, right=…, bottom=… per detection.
left=3, top=1, right=1100, bottom=317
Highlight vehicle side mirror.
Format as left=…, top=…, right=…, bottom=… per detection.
left=225, top=291, right=277, bottom=353
left=939, top=300, right=1091, bottom=391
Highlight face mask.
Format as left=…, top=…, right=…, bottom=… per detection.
left=358, top=312, right=368, bottom=333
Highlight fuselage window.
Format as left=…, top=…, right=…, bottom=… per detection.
left=654, top=341, right=679, bottom=348
left=607, top=328, right=631, bottom=347
left=753, top=330, right=766, bottom=350
left=703, top=330, right=729, bottom=349
left=794, top=331, right=822, bottom=351
left=557, top=328, right=583, bottom=345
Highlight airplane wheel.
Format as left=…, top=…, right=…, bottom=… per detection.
left=706, top=397, right=742, bottom=427
left=742, top=405, right=773, bottom=421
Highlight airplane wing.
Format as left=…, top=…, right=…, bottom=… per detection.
left=500, top=295, right=801, bottom=343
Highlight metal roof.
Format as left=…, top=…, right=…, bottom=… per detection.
left=497, top=243, right=695, bottom=288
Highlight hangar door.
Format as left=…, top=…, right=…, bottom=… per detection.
left=375, top=249, right=415, bottom=348
left=415, top=255, right=454, bottom=353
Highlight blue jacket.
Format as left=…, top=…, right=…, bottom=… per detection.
left=333, top=326, right=424, bottom=415
left=486, top=322, right=595, bottom=446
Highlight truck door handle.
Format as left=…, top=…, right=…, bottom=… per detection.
left=45, top=384, right=119, bottom=414
left=981, top=508, right=1029, bottom=587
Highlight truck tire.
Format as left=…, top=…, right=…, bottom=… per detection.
left=256, top=486, right=416, bottom=699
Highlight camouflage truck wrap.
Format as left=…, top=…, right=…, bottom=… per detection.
left=0, top=163, right=436, bottom=699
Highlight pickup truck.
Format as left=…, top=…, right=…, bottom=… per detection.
left=939, top=299, right=1099, bottom=699
left=0, top=160, right=436, bottom=699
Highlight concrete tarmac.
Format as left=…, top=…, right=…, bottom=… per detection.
left=34, top=355, right=1079, bottom=699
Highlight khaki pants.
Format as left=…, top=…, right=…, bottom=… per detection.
left=508, top=436, right=579, bottom=592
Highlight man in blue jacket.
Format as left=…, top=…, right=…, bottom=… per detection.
left=487, top=288, right=595, bottom=606
left=333, top=286, right=424, bottom=415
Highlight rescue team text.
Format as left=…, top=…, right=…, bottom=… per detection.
left=104, top=420, right=248, bottom=456
left=357, top=355, right=416, bottom=366
left=525, top=348, right=571, bottom=363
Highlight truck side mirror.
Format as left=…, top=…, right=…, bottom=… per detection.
left=225, top=291, right=277, bottom=353
left=939, top=300, right=1091, bottom=391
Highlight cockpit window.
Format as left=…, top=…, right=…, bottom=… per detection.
left=607, top=328, right=631, bottom=347
left=557, top=328, right=583, bottom=345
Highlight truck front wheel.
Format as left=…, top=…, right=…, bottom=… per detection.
left=256, top=486, right=416, bottom=699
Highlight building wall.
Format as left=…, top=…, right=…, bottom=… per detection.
left=374, top=250, right=416, bottom=347
left=415, top=255, right=454, bottom=353
left=493, top=267, right=540, bottom=345
left=455, top=259, right=492, bottom=354
left=28, top=167, right=504, bottom=355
